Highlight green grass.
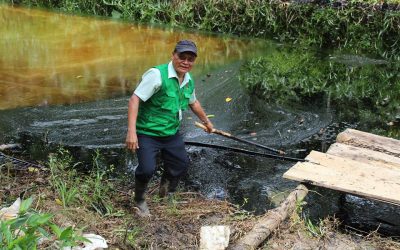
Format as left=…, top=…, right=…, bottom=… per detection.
left=48, top=148, right=80, bottom=208
left=0, top=147, right=135, bottom=248
left=47, top=148, right=125, bottom=217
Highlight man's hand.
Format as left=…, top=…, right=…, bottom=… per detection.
left=126, top=131, right=139, bottom=151
left=189, top=100, right=215, bottom=133
left=203, top=120, right=214, bottom=133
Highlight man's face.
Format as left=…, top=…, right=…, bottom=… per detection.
left=172, top=52, right=196, bottom=76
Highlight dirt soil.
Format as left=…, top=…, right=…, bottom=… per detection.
left=266, top=215, right=400, bottom=250
left=1, top=164, right=400, bottom=250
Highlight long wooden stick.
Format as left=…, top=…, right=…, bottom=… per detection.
left=185, top=141, right=305, bottom=162
left=195, top=122, right=285, bottom=155
left=230, top=184, right=309, bottom=250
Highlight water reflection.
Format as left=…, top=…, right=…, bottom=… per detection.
left=0, top=4, right=272, bottom=110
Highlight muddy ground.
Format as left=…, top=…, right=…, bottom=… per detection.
left=1, top=160, right=399, bottom=250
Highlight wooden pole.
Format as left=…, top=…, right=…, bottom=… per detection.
left=185, top=141, right=305, bottom=162
left=230, top=184, right=309, bottom=250
left=194, top=122, right=285, bottom=155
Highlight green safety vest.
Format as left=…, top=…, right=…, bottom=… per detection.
left=136, top=64, right=195, bottom=137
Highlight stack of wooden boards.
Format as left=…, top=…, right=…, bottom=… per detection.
left=283, top=129, right=400, bottom=205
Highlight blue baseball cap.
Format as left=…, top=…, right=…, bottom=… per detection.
left=174, top=40, right=197, bottom=56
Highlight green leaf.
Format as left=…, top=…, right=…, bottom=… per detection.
left=26, top=214, right=40, bottom=226
left=76, top=235, right=92, bottom=243
left=59, top=226, right=73, bottom=240
left=14, top=245, right=23, bottom=250
left=9, top=216, right=29, bottom=232
left=1, top=221, right=12, bottom=244
left=37, top=227, right=51, bottom=238
left=19, top=197, right=33, bottom=214
left=27, top=213, right=53, bottom=227
left=112, top=10, right=122, bottom=19
left=50, top=224, right=62, bottom=238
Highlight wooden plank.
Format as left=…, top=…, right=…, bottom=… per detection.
left=336, top=129, right=400, bottom=157
left=327, top=143, right=400, bottom=170
left=283, top=151, right=400, bottom=205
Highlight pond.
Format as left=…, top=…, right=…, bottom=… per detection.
left=0, top=4, right=271, bottom=110
left=0, top=4, right=398, bottom=236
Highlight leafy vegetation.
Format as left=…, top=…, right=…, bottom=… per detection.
left=0, top=197, right=88, bottom=249
left=239, top=48, right=400, bottom=136
left=4, top=0, right=400, bottom=57
left=47, top=148, right=124, bottom=217
left=0, top=147, right=261, bottom=248
left=0, top=148, right=134, bottom=248
left=48, top=148, right=80, bottom=208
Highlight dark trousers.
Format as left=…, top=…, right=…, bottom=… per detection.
left=135, top=132, right=189, bottom=183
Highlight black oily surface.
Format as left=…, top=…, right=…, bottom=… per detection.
left=0, top=63, right=333, bottom=150
left=0, top=62, right=398, bottom=236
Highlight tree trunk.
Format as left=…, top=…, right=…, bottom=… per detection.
left=230, top=184, right=309, bottom=250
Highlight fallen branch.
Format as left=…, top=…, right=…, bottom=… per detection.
left=230, top=184, right=309, bottom=250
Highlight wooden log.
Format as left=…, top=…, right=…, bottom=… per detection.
left=336, top=129, right=400, bottom=157
left=230, top=184, right=309, bottom=250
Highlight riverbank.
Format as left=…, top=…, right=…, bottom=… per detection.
left=1, top=149, right=399, bottom=249
left=4, top=0, right=400, bottom=57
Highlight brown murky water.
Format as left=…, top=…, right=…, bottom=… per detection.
left=0, top=4, right=271, bottom=110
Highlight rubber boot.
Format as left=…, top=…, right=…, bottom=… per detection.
left=166, top=177, right=180, bottom=204
left=134, top=178, right=150, bottom=217
left=159, top=175, right=170, bottom=198
left=168, top=177, right=180, bottom=193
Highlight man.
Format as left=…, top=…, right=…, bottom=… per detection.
left=125, top=40, right=214, bottom=216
